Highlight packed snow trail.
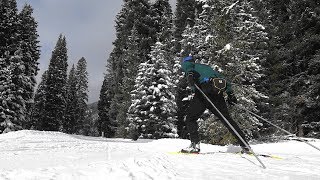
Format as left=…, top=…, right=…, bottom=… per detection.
left=1, top=130, right=320, bottom=180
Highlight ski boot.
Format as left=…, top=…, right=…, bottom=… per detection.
left=181, top=142, right=200, bottom=153
left=240, top=146, right=251, bottom=154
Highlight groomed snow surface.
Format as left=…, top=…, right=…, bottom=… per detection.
left=1, top=130, right=320, bottom=180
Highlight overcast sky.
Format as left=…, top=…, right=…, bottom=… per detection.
left=16, top=0, right=176, bottom=103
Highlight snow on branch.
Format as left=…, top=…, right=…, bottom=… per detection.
left=224, top=0, right=239, bottom=15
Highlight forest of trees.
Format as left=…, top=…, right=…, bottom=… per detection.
left=0, top=0, right=93, bottom=135
left=1, top=0, right=40, bottom=133
left=30, top=35, right=92, bottom=135
left=1, top=0, right=319, bottom=145
left=97, top=0, right=320, bottom=144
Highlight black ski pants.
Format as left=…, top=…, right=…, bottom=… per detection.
left=185, top=83, right=249, bottom=148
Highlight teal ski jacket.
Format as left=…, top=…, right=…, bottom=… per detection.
left=181, top=61, right=233, bottom=95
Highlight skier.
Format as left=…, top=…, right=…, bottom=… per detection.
left=180, top=55, right=250, bottom=153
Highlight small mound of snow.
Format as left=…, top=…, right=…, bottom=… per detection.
left=0, top=130, right=79, bottom=143
left=226, top=145, right=242, bottom=153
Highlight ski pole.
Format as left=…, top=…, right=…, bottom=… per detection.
left=232, top=103, right=320, bottom=152
left=194, top=84, right=266, bottom=169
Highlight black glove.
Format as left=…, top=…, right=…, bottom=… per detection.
left=187, top=72, right=195, bottom=86
left=227, top=93, right=238, bottom=105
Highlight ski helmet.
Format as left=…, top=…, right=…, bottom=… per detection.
left=183, top=56, right=193, bottom=62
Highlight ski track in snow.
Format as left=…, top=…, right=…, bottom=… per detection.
left=1, top=130, right=320, bottom=180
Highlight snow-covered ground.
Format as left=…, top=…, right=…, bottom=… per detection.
left=1, top=130, right=320, bottom=180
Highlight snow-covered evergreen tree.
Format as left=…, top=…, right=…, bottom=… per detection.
left=0, top=0, right=20, bottom=133
left=0, top=0, right=19, bottom=57
left=85, top=102, right=99, bottom=137
left=0, top=56, right=12, bottom=133
left=75, top=57, right=89, bottom=134
left=105, top=0, right=156, bottom=136
left=7, top=50, right=27, bottom=129
left=207, top=0, right=269, bottom=141
left=301, top=50, right=320, bottom=138
left=17, top=4, right=40, bottom=128
left=152, top=0, right=175, bottom=68
left=180, top=1, right=214, bottom=64
left=173, top=0, right=197, bottom=53
left=0, top=51, right=24, bottom=133
left=63, top=57, right=88, bottom=135
left=42, top=35, right=68, bottom=131
left=114, top=24, right=141, bottom=138
left=30, top=71, right=48, bottom=130
left=0, top=1, right=39, bottom=133
left=128, top=42, right=178, bottom=139
left=152, top=0, right=173, bottom=43
left=65, top=65, right=77, bottom=133
left=98, top=71, right=116, bottom=138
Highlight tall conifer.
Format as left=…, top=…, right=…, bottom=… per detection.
left=208, top=0, right=269, bottom=141
left=101, top=0, right=157, bottom=137
left=75, top=57, right=88, bottom=134
left=30, top=71, right=48, bottom=130
left=266, top=0, right=320, bottom=137
left=42, top=35, right=68, bottom=131
left=17, top=4, right=40, bottom=128
left=173, top=0, right=196, bottom=53
left=0, top=0, right=39, bottom=133
left=128, top=42, right=177, bottom=139
left=98, top=71, right=115, bottom=137
left=65, top=65, right=77, bottom=133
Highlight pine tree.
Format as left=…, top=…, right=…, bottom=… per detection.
left=208, top=0, right=269, bottom=141
left=110, top=0, right=155, bottom=86
left=98, top=42, right=119, bottom=137
left=114, top=24, right=141, bottom=137
left=173, top=0, right=197, bottom=53
left=180, top=1, right=213, bottom=64
left=128, top=42, right=178, bottom=139
left=42, top=35, right=68, bottom=131
left=65, top=65, right=77, bottom=133
left=0, top=1, right=39, bottom=133
left=0, top=0, right=20, bottom=133
left=75, top=57, right=88, bottom=134
left=30, top=71, right=48, bottom=130
left=104, top=0, right=157, bottom=138
left=97, top=71, right=115, bottom=137
left=85, top=102, right=99, bottom=137
left=0, top=55, right=11, bottom=133
left=9, top=49, right=27, bottom=127
left=17, top=4, right=40, bottom=128
left=266, top=0, right=320, bottom=137
left=152, top=0, right=175, bottom=69
left=0, top=51, right=24, bottom=133
left=0, top=0, right=19, bottom=57
left=152, top=0, right=173, bottom=43
left=109, top=1, right=176, bottom=138
left=303, top=51, right=320, bottom=138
